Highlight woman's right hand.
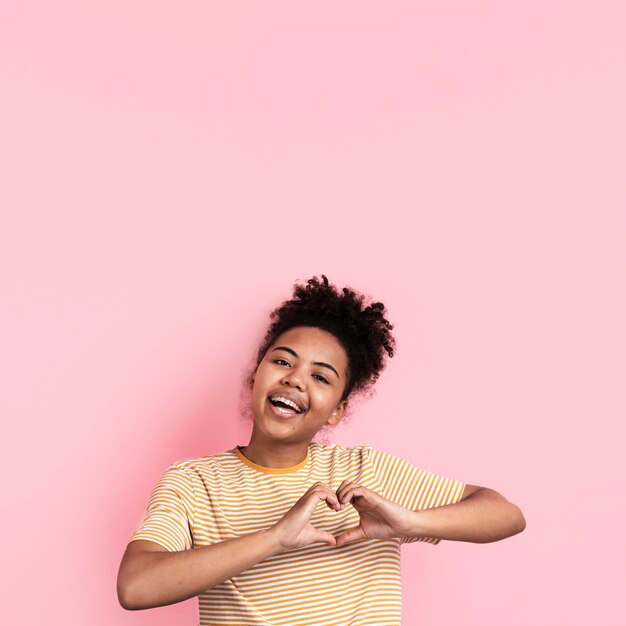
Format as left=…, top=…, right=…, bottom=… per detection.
left=270, top=482, right=344, bottom=551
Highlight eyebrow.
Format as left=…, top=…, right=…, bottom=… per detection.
left=271, top=346, right=340, bottom=379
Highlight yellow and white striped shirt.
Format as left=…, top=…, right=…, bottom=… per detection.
left=130, top=442, right=465, bottom=625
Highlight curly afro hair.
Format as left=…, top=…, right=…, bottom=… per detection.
left=247, top=274, right=396, bottom=402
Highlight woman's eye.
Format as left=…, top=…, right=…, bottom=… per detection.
left=313, top=374, right=329, bottom=384
left=274, top=359, right=290, bottom=366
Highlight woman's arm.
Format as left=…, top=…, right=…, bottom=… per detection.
left=332, top=481, right=525, bottom=546
left=117, top=530, right=283, bottom=610
left=405, top=484, right=526, bottom=543
left=118, top=481, right=343, bottom=610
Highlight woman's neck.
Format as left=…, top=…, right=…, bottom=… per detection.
left=238, top=441, right=310, bottom=468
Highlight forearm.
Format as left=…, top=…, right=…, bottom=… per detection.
left=406, top=488, right=526, bottom=543
left=119, top=529, right=283, bottom=610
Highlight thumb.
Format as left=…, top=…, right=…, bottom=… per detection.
left=334, top=525, right=366, bottom=547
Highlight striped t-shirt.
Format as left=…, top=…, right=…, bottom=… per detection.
left=130, top=442, right=466, bottom=625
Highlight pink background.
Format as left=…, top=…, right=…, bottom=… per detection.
left=2, top=2, right=625, bottom=624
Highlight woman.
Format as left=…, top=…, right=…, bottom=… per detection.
left=117, top=275, right=526, bottom=624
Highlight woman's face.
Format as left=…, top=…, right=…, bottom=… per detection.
left=249, top=326, right=349, bottom=445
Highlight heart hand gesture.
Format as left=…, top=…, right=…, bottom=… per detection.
left=269, top=480, right=416, bottom=552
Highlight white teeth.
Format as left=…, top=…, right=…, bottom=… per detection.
left=270, top=395, right=302, bottom=413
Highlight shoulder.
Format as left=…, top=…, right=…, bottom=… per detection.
left=165, top=448, right=240, bottom=478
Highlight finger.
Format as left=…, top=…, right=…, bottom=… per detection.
left=306, top=483, right=346, bottom=511
left=341, top=488, right=378, bottom=512
left=303, top=482, right=335, bottom=502
left=336, top=481, right=358, bottom=503
left=307, top=487, right=342, bottom=511
left=334, top=525, right=366, bottom=547
left=337, top=483, right=368, bottom=504
left=309, top=481, right=341, bottom=501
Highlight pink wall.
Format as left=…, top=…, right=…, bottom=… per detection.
left=2, top=2, right=625, bottom=624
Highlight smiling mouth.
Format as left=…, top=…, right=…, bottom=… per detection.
left=268, top=396, right=304, bottom=415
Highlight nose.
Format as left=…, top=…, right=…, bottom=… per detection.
left=281, top=368, right=305, bottom=391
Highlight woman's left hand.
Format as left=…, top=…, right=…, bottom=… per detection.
left=333, top=481, right=415, bottom=547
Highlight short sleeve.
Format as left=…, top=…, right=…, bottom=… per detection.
left=130, top=463, right=195, bottom=552
left=367, top=446, right=466, bottom=545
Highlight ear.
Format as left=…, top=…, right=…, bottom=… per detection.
left=326, top=399, right=348, bottom=427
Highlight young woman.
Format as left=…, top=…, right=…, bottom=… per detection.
left=117, top=275, right=526, bottom=625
